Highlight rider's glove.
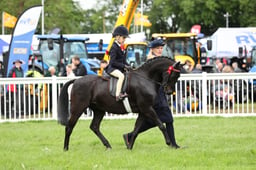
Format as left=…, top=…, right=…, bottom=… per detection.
left=124, top=65, right=132, bottom=71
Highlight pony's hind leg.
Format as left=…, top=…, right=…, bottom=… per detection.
left=90, top=108, right=112, bottom=149
left=64, top=109, right=84, bottom=151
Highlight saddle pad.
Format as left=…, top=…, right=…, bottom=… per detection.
left=109, top=74, right=128, bottom=97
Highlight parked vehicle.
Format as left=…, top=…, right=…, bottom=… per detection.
left=152, top=33, right=211, bottom=68
left=125, top=42, right=149, bottom=67
left=35, top=34, right=100, bottom=76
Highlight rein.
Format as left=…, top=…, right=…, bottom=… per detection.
left=131, top=64, right=180, bottom=86
left=131, top=71, right=162, bottom=86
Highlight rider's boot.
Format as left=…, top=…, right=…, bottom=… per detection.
left=116, top=92, right=128, bottom=101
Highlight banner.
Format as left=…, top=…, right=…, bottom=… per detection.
left=134, top=12, right=152, bottom=27
left=6, top=5, right=42, bottom=76
left=3, top=12, right=17, bottom=28
left=190, top=25, right=201, bottom=34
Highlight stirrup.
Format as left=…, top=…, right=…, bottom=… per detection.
left=116, top=93, right=128, bottom=101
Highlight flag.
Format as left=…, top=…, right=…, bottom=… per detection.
left=190, top=25, right=201, bottom=34
left=6, top=5, right=42, bottom=76
left=3, top=12, right=17, bottom=28
left=134, top=12, right=152, bottom=27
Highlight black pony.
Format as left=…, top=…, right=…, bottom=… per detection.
left=58, top=57, right=181, bottom=150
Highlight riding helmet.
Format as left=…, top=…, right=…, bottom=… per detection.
left=148, top=39, right=165, bottom=48
left=112, top=25, right=129, bottom=38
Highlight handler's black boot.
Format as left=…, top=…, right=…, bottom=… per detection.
left=166, top=123, right=180, bottom=149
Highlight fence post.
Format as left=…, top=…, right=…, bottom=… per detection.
left=202, top=72, right=208, bottom=114
left=51, top=76, right=58, bottom=119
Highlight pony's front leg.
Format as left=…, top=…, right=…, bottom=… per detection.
left=90, top=109, right=112, bottom=149
left=127, top=114, right=144, bottom=150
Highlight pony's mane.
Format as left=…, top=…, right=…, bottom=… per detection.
left=137, top=56, right=175, bottom=71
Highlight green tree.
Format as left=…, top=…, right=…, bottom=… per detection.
left=1, top=0, right=256, bottom=36
left=0, top=0, right=85, bottom=34
left=146, top=0, right=256, bottom=35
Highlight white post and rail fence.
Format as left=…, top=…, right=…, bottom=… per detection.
left=1, top=72, right=256, bottom=123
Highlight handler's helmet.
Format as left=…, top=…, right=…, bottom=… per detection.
left=112, top=25, right=129, bottom=38
left=148, top=39, right=165, bottom=48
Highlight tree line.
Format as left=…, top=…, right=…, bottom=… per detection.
left=1, top=0, right=256, bottom=36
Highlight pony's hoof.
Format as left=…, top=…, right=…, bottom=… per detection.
left=123, top=134, right=130, bottom=149
left=106, top=147, right=112, bottom=151
left=170, top=144, right=187, bottom=149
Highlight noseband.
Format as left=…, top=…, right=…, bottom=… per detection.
left=167, top=65, right=180, bottom=75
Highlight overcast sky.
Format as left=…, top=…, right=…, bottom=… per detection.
left=73, top=0, right=97, bottom=9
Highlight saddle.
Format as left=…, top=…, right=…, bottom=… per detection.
left=102, top=71, right=129, bottom=97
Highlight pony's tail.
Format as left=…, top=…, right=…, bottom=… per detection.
left=57, top=79, right=76, bottom=126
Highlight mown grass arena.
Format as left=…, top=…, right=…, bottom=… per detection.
left=0, top=117, right=255, bottom=169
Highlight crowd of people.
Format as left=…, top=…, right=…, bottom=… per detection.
left=46, top=55, right=87, bottom=77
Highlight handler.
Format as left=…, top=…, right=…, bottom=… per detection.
left=123, top=39, right=180, bottom=148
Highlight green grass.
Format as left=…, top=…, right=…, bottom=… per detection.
left=0, top=117, right=255, bottom=170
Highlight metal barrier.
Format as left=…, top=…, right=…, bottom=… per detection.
left=1, top=72, right=256, bottom=122
left=171, top=72, right=256, bottom=116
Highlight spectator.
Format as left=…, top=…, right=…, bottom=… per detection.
left=192, top=63, right=202, bottom=73
left=98, top=60, right=108, bottom=76
left=65, top=64, right=75, bottom=108
left=216, top=62, right=223, bottom=73
left=214, top=58, right=220, bottom=71
left=48, top=66, right=56, bottom=77
left=47, top=66, right=57, bottom=111
left=0, top=61, right=4, bottom=98
left=232, top=62, right=243, bottom=73
left=66, top=64, right=75, bottom=77
left=71, top=56, right=87, bottom=76
left=7, top=59, right=25, bottom=117
left=191, top=63, right=202, bottom=99
left=222, top=65, right=234, bottom=73
left=176, top=67, right=190, bottom=114
left=0, top=61, right=4, bottom=77
left=8, top=59, right=24, bottom=78
left=183, top=59, right=194, bottom=72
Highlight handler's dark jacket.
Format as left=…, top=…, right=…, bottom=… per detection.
left=105, top=41, right=129, bottom=74
left=153, top=86, right=173, bottom=123
left=73, top=62, right=87, bottom=76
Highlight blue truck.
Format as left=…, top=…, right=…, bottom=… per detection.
left=30, top=34, right=100, bottom=76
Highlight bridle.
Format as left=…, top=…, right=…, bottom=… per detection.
left=162, top=65, right=180, bottom=88
left=129, top=63, right=180, bottom=87
left=167, top=65, right=180, bottom=75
